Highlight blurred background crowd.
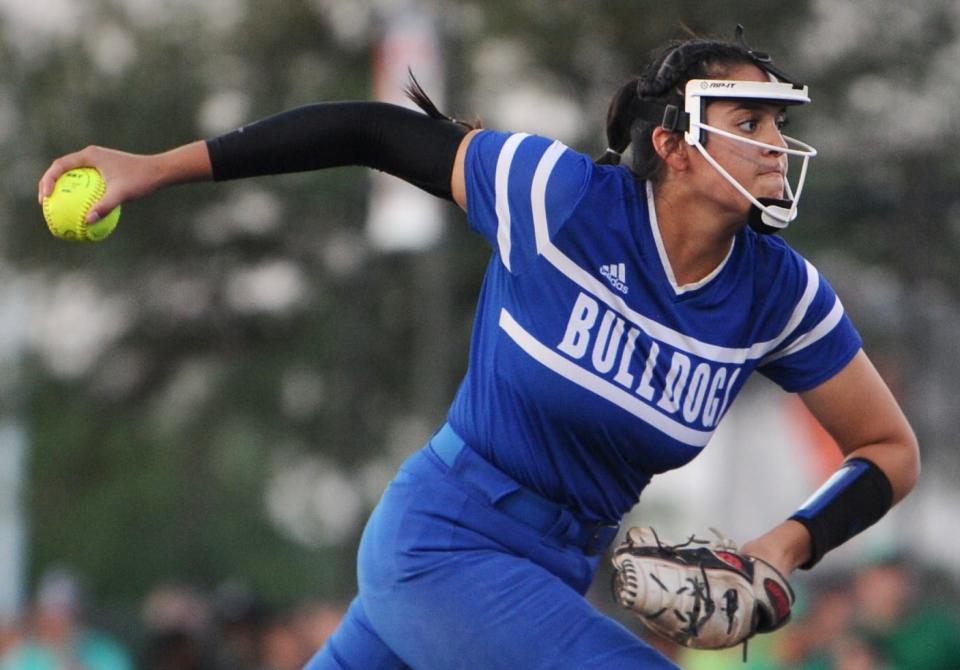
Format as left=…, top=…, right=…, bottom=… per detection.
left=1, top=551, right=958, bottom=669
left=3, top=0, right=960, bottom=668
left=0, top=565, right=346, bottom=669
left=601, top=552, right=960, bottom=670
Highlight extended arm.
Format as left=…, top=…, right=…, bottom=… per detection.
left=206, top=102, right=466, bottom=196
left=741, top=349, right=920, bottom=574
left=38, top=141, right=213, bottom=222
left=39, top=102, right=474, bottom=222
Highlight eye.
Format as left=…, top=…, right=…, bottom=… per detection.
left=737, top=118, right=759, bottom=133
left=776, top=115, right=790, bottom=130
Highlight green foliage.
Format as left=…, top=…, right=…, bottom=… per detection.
left=10, top=0, right=420, bottom=607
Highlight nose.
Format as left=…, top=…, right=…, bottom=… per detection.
left=761, top=124, right=788, bottom=154
left=757, top=122, right=788, bottom=174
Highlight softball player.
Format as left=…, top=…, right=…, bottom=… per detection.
left=40, top=28, right=919, bottom=670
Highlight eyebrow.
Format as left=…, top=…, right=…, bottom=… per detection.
left=728, top=101, right=788, bottom=114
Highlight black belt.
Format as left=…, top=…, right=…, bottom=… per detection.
left=429, top=423, right=620, bottom=556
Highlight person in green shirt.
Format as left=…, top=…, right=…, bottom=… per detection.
left=850, top=554, right=960, bottom=670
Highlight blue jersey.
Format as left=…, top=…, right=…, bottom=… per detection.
left=446, top=130, right=861, bottom=523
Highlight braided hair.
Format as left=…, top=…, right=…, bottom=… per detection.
left=598, top=36, right=760, bottom=182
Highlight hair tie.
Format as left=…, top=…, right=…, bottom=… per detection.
left=603, top=147, right=622, bottom=162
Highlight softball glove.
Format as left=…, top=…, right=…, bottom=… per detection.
left=611, top=527, right=794, bottom=651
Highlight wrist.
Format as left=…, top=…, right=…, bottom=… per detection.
left=156, top=140, right=214, bottom=189
left=741, top=520, right=811, bottom=576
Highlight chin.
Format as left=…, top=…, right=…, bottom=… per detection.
left=753, top=186, right=784, bottom=201
left=757, top=177, right=786, bottom=199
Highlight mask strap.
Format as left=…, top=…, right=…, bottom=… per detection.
left=734, top=24, right=803, bottom=87
left=632, top=100, right=690, bottom=132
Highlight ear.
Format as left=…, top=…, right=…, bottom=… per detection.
left=652, top=127, right=690, bottom=171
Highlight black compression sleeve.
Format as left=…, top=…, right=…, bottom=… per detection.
left=205, top=102, right=469, bottom=201
left=789, top=457, right=894, bottom=569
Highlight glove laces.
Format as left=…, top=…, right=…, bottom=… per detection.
left=646, top=528, right=751, bottom=662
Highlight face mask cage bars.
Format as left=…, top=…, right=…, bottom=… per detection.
left=683, top=79, right=818, bottom=228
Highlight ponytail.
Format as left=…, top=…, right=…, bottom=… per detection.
left=596, top=79, right=639, bottom=166
left=404, top=69, right=480, bottom=131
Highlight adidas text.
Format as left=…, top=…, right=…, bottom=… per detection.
left=600, top=263, right=629, bottom=295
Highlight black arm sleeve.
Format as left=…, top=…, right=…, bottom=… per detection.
left=205, top=102, right=469, bottom=201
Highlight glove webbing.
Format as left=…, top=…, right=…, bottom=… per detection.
left=628, top=528, right=753, bottom=662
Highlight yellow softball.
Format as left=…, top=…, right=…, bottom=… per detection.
left=42, top=167, right=121, bottom=242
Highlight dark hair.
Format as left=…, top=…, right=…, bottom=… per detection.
left=405, top=69, right=481, bottom=131
left=403, top=30, right=791, bottom=183
left=599, top=34, right=764, bottom=182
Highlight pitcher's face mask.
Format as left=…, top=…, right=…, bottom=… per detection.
left=634, top=25, right=818, bottom=234
left=682, top=78, right=817, bottom=234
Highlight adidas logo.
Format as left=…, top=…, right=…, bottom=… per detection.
left=600, top=263, right=628, bottom=294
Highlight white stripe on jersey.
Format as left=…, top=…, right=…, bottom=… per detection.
left=494, top=133, right=530, bottom=272
left=760, top=296, right=845, bottom=365
left=499, top=307, right=713, bottom=447
left=492, top=135, right=832, bottom=364
left=530, top=139, right=566, bottom=254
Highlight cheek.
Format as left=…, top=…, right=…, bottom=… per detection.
left=696, top=139, right=760, bottom=185
left=717, top=141, right=764, bottom=169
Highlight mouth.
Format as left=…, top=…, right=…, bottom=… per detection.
left=758, top=170, right=785, bottom=188
left=756, top=170, right=785, bottom=198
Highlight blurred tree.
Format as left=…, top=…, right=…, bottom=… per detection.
left=9, top=0, right=427, bottom=606
left=782, top=1, right=960, bottom=485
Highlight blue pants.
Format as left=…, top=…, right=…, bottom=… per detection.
left=305, top=441, right=677, bottom=669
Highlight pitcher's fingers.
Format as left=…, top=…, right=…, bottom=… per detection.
left=38, top=147, right=97, bottom=202
left=85, top=189, right=121, bottom=223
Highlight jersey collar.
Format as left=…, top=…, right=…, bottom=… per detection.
left=646, top=180, right=736, bottom=297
